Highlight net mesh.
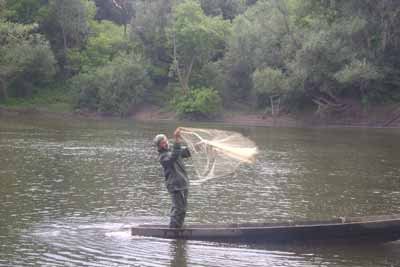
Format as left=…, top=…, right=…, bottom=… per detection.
left=180, top=127, right=258, bottom=183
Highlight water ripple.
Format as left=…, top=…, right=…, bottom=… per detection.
left=1, top=120, right=400, bottom=266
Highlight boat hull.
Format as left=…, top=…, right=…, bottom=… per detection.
left=131, top=215, right=400, bottom=244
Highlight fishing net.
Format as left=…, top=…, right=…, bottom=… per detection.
left=180, top=127, right=258, bottom=183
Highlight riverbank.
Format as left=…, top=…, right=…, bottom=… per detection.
left=130, top=103, right=400, bottom=128
left=1, top=103, right=400, bottom=128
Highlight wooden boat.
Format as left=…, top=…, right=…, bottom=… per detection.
left=131, top=214, right=400, bottom=244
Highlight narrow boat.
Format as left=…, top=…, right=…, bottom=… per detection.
left=131, top=214, right=400, bottom=244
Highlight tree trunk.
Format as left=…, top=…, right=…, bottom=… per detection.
left=270, top=95, right=281, bottom=126
left=183, top=56, right=195, bottom=91
left=61, top=25, right=67, bottom=52
left=58, top=3, right=68, bottom=52
left=262, top=103, right=269, bottom=119
left=173, top=27, right=189, bottom=93
left=276, top=96, right=281, bottom=116
left=0, top=78, right=8, bottom=100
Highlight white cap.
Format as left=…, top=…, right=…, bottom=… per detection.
left=153, top=134, right=167, bottom=147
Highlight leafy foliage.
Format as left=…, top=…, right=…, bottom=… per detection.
left=4, top=0, right=47, bottom=24
left=0, top=21, right=56, bottom=99
left=253, top=68, right=289, bottom=96
left=75, top=54, right=150, bottom=117
left=47, top=0, right=92, bottom=49
left=173, top=87, right=222, bottom=120
left=69, top=20, right=130, bottom=73
left=2, top=0, right=400, bottom=117
left=169, top=0, right=231, bottom=92
left=223, top=0, right=400, bottom=111
left=335, top=59, right=383, bottom=104
left=129, top=0, right=172, bottom=84
left=200, top=0, right=248, bottom=20
left=94, top=0, right=133, bottom=29
left=41, top=0, right=95, bottom=76
left=222, top=0, right=294, bottom=103
left=335, top=59, right=381, bottom=87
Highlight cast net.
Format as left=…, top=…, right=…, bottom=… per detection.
left=180, top=127, right=258, bottom=184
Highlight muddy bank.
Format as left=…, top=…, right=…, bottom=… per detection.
left=2, top=104, right=400, bottom=128
left=131, top=104, right=400, bottom=128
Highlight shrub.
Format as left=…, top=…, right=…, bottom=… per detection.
left=173, top=87, right=222, bottom=120
left=74, top=53, right=150, bottom=116
left=0, top=21, right=56, bottom=99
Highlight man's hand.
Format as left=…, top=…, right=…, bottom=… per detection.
left=174, top=127, right=181, bottom=143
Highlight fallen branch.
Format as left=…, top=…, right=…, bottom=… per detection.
left=312, top=96, right=350, bottom=116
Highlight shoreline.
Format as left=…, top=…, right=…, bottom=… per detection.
left=1, top=105, right=400, bottom=129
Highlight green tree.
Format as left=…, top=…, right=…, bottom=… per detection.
left=49, top=0, right=91, bottom=51
left=41, top=0, right=95, bottom=76
left=110, top=0, right=134, bottom=34
left=4, top=0, right=47, bottom=24
left=222, top=0, right=300, bottom=104
left=69, top=20, right=129, bottom=73
left=94, top=0, right=134, bottom=34
left=75, top=53, right=150, bottom=116
left=130, top=0, right=173, bottom=85
left=170, top=0, right=231, bottom=93
left=223, top=0, right=400, bottom=114
left=291, top=0, right=400, bottom=104
left=0, top=0, right=6, bottom=18
left=335, top=59, right=382, bottom=106
left=0, top=22, right=56, bottom=99
left=200, top=0, right=247, bottom=21
left=253, top=67, right=289, bottom=117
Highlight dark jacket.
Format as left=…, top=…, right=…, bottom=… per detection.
left=158, top=142, right=191, bottom=193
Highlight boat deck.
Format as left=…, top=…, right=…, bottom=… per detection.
left=131, top=214, right=400, bottom=244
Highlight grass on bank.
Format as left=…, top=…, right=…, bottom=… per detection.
left=0, top=86, right=74, bottom=113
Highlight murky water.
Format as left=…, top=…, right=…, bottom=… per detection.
left=1, top=114, right=400, bottom=266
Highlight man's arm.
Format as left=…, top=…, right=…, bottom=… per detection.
left=174, top=127, right=191, bottom=158
left=160, top=128, right=184, bottom=166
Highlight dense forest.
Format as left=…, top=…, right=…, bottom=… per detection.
left=1, top=0, right=400, bottom=119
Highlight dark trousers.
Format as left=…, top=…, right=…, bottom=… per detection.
left=169, top=189, right=188, bottom=228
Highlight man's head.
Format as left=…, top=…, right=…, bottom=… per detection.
left=153, top=134, right=169, bottom=151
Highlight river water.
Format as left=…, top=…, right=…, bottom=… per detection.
left=1, top=114, right=400, bottom=267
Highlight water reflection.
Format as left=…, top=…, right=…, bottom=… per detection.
left=170, top=240, right=188, bottom=267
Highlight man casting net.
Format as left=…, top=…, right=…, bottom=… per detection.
left=179, top=127, right=258, bottom=184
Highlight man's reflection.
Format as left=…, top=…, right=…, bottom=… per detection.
left=170, top=240, right=187, bottom=267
